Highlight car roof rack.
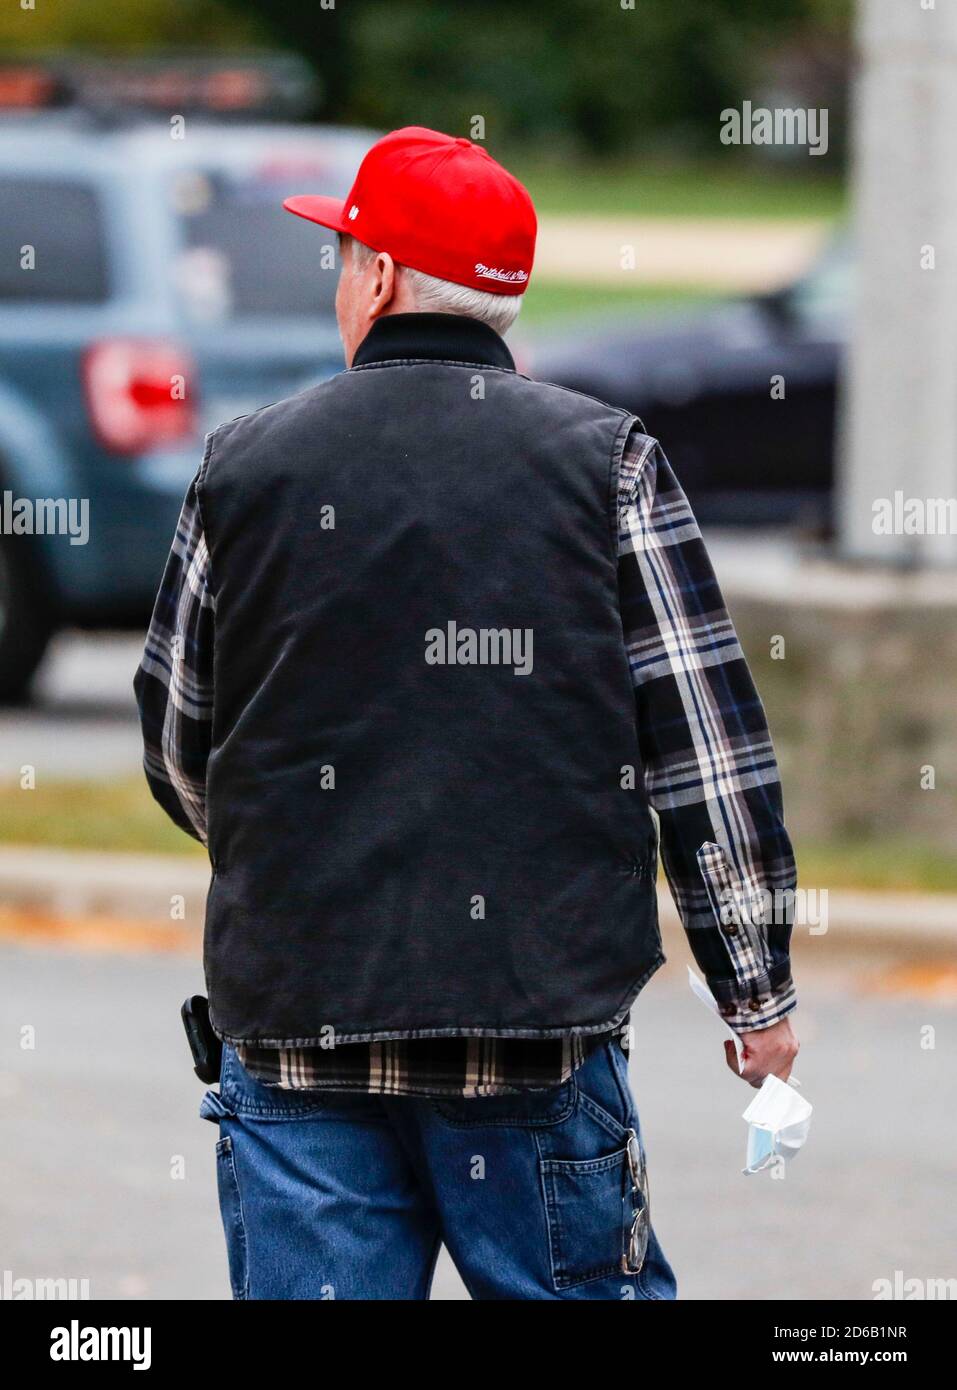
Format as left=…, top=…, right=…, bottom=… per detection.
left=0, top=51, right=318, bottom=125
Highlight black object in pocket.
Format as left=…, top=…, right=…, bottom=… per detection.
left=182, top=994, right=223, bottom=1084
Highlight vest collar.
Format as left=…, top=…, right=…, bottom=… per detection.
left=351, top=313, right=515, bottom=371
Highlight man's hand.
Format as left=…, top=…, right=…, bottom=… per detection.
left=724, top=1017, right=799, bottom=1088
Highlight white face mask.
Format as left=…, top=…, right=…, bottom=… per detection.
left=687, top=967, right=813, bottom=1174
left=742, top=1073, right=813, bottom=1175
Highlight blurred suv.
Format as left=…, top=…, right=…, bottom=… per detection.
left=0, top=58, right=373, bottom=698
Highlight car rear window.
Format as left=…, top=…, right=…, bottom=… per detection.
left=0, top=177, right=109, bottom=303
left=172, top=167, right=341, bottom=321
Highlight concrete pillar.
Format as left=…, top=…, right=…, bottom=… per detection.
left=840, top=0, right=957, bottom=566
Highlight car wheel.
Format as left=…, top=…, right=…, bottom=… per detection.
left=0, top=533, right=55, bottom=703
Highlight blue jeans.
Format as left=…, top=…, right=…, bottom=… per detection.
left=200, top=1039, right=676, bottom=1301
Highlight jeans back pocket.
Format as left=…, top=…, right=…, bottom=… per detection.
left=540, top=1144, right=630, bottom=1290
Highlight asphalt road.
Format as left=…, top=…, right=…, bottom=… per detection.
left=1, top=935, right=953, bottom=1301
left=0, top=633, right=145, bottom=781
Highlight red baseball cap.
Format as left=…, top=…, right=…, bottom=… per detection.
left=283, top=126, right=536, bottom=296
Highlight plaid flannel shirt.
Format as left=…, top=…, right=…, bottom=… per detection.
left=135, top=419, right=796, bottom=1097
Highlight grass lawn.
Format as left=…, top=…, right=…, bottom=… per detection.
left=0, top=777, right=206, bottom=857
left=0, top=777, right=954, bottom=894
left=518, top=279, right=717, bottom=327
left=792, top=839, right=957, bottom=897
left=510, top=157, right=847, bottom=222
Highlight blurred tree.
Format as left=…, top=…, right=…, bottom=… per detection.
left=214, top=0, right=352, bottom=123
left=0, top=0, right=266, bottom=49
left=0, top=0, right=852, bottom=157
left=221, top=0, right=851, bottom=156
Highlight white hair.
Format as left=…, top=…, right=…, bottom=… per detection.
left=344, top=236, right=523, bottom=338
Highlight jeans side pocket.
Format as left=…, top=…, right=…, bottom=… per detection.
left=215, top=1134, right=249, bottom=1301
left=539, top=1146, right=629, bottom=1291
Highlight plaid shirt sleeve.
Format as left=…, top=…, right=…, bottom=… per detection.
left=618, top=425, right=797, bottom=1032
left=133, top=470, right=214, bottom=845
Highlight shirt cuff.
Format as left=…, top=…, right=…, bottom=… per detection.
left=707, top=969, right=797, bottom=1032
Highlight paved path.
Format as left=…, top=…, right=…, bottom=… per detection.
left=535, top=216, right=831, bottom=290
left=0, top=633, right=144, bottom=783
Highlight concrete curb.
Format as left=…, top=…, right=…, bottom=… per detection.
left=0, top=846, right=954, bottom=946
left=656, top=890, right=957, bottom=947
left=0, top=846, right=210, bottom=929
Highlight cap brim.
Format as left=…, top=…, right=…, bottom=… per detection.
left=282, top=194, right=349, bottom=233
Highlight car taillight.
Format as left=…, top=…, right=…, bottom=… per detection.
left=82, top=338, right=197, bottom=454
